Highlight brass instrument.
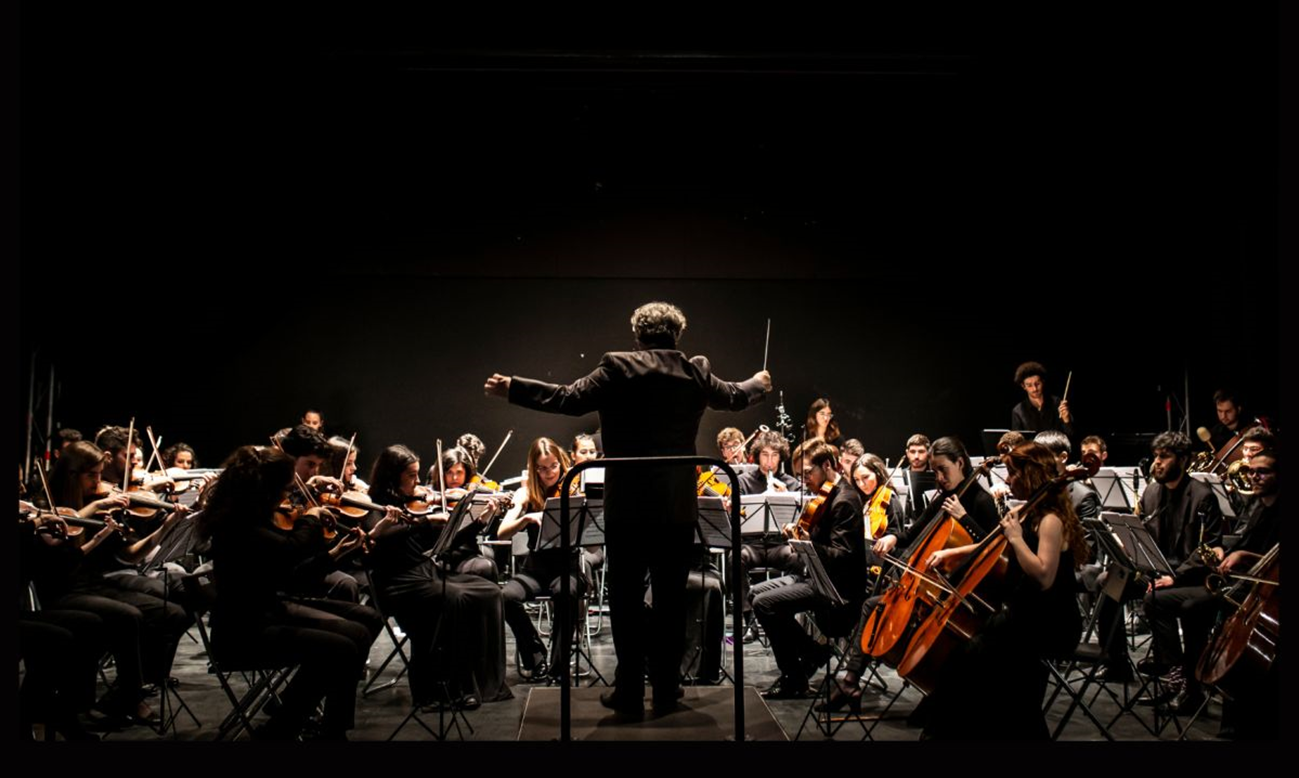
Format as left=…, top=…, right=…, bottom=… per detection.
left=1188, top=427, right=1220, bottom=473
left=1224, top=459, right=1258, bottom=496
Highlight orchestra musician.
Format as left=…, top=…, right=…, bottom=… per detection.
left=1010, top=361, right=1073, bottom=437
left=485, top=301, right=769, bottom=716
left=301, top=409, right=324, bottom=431
left=837, top=439, right=865, bottom=480
left=919, top=442, right=1087, bottom=740
left=364, top=445, right=511, bottom=710
left=279, top=424, right=363, bottom=603
left=899, top=433, right=934, bottom=523
left=1034, top=431, right=1102, bottom=522
left=495, top=438, right=586, bottom=683
left=716, top=427, right=747, bottom=466
left=735, top=430, right=800, bottom=642
left=1207, top=389, right=1248, bottom=451
left=571, top=434, right=606, bottom=573
left=426, top=446, right=503, bottom=581
left=197, top=445, right=379, bottom=739
left=750, top=439, right=865, bottom=699
left=805, top=398, right=844, bottom=449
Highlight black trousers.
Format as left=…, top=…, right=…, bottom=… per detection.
left=607, top=521, right=695, bottom=700
left=750, top=575, right=822, bottom=683
left=20, top=610, right=106, bottom=729
left=1145, top=584, right=1218, bottom=683
left=738, top=541, right=797, bottom=615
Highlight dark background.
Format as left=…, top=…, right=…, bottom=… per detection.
left=17, top=7, right=1280, bottom=476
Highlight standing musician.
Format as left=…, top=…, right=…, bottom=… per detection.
left=750, top=439, right=865, bottom=699
left=196, top=446, right=378, bottom=740
left=426, top=446, right=503, bottom=580
left=485, top=301, right=770, bottom=716
left=919, top=442, right=1087, bottom=740
left=38, top=440, right=192, bottom=726
left=870, top=436, right=1000, bottom=560
left=364, top=445, right=511, bottom=710
left=1010, top=361, right=1074, bottom=437
left=805, top=398, right=844, bottom=449
left=495, top=438, right=586, bottom=682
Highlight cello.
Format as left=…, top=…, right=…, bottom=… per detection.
left=1195, top=543, right=1279, bottom=701
left=860, top=456, right=1000, bottom=663
left=895, top=453, right=1098, bottom=693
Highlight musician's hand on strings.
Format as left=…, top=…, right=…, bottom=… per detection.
left=484, top=374, right=512, bottom=399
left=1000, top=512, right=1023, bottom=543
left=872, top=534, right=898, bottom=556
left=925, top=548, right=953, bottom=569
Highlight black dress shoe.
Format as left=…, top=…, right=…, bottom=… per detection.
left=815, top=680, right=862, bottom=713
left=761, top=676, right=810, bottom=699
left=599, top=689, right=644, bottom=717
left=800, top=643, right=834, bottom=679
left=1158, top=687, right=1206, bottom=716
left=458, top=694, right=481, bottom=711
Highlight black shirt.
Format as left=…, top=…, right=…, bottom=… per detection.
left=1011, top=394, right=1073, bottom=437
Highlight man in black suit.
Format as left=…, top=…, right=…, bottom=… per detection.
left=485, top=301, right=770, bottom=716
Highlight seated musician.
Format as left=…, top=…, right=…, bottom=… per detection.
left=278, top=424, right=365, bottom=604
left=301, top=408, right=324, bottom=432
left=96, top=425, right=173, bottom=493
left=817, top=452, right=906, bottom=712
left=1207, top=388, right=1249, bottom=451
left=456, top=433, right=486, bottom=470
left=736, top=430, right=800, bottom=642
left=197, top=445, right=379, bottom=739
left=871, top=436, right=1001, bottom=559
left=496, top=438, right=587, bottom=681
left=716, top=427, right=747, bottom=466
left=324, top=435, right=369, bottom=493
left=1095, top=432, right=1222, bottom=688
left=426, top=446, right=503, bottom=580
left=920, top=442, right=1087, bottom=739
left=751, top=440, right=865, bottom=699
left=37, top=440, right=192, bottom=726
left=1034, top=430, right=1102, bottom=521
left=364, top=445, right=512, bottom=710
left=1144, top=448, right=1279, bottom=719
left=899, top=433, right=934, bottom=523
left=570, top=433, right=605, bottom=572
left=1010, top=361, right=1073, bottom=437
left=837, top=438, right=865, bottom=480
left=1080, top=434, right=1108, bottom=467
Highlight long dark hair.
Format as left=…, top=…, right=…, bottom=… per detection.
left=370, top=445, right=420, bottom=507
left=46, top=440, right=105, bottom=510
left=1005, top=442, right=1090, bottom=569
left=806, top=398, right=842, bottom=443
left=929, top=436, right=971, bottom=477
left=195, top=446, right=294, bottom=540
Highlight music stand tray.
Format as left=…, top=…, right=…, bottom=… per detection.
left=788, top=539, right=845, bottom=608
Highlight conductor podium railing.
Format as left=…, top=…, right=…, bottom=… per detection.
left=555, top=456, right=747, bottom=742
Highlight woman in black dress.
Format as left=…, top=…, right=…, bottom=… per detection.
left=920, top=441, right=1087, bottom=739
left=365, top=445, right=511, bottom=709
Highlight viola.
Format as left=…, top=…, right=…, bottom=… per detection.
left=696, top=466, right=732, bottom=499
left=865, top=485, right=895, bottom=540
left=791, top=478, right=835, bottom=540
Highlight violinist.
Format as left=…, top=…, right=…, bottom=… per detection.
left=95, top=425, right=173, bottom=494
left=162, top=442, right=196, bottom=470
left=19, top=510, right=106, bottom=740
left=278, top=424, right=363, bottom=602
left=751, top=440, right=865, bottom=699
left=39, top=441, right=192, bottom=727
left=196, top=446, right=379, bottom=740
left=364, top=444, right=511, bottom=710
left=1144, top=448, right=1280, bottom=718
left=919, top=442, right=1086, bottom=740
left=1034, top=431, right=1101, bottom=521
left=805, top=398, right=844, bottom=449
left=870, top=436, right=1000, bottom=559
left=816, top=453, right=906, bottom=713
left=425, top=446, right=502, bottom=580
left=456, top=433, right=486, bottom=470
left=570, top=434, right=605, bottom=573
left=495, top=438, right=586, bottom=682
left=1010, top=361, right=1073, bottom=437
left=325, top=435, right=369, bottom=493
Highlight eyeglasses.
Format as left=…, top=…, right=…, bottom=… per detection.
left=1246, top=467, right=1275, bottom=476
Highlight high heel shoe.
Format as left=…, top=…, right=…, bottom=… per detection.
left=815, top=680, right=862, bottom=714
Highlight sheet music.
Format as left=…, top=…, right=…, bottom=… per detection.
left=789, top=539, right=845, bottom=607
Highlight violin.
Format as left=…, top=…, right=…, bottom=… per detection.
left=696, top=466, right=732, bottom=499
left=866, top=485, right=895, bottom=540
left=790, top=478, right=835, bottom=540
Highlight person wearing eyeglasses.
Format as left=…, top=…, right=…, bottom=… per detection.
left=805, top=398, right=844, bottom=449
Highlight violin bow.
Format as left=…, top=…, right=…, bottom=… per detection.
left=144, top=426, right=165, bottom=474
left=123, top=417, right=136, bottom=491
left=434, top=439, right=446, bottom=512
left=479, top=429, right=513, bottom=481
left=341, top=432, right=357, bottom=490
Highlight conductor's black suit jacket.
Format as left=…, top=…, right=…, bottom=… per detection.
left=508, top=349, right=766, bottom=527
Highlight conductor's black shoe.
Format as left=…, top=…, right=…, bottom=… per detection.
left=761, top=676, right=810, bottom=699
left=599, top=689, right=644, bottom=717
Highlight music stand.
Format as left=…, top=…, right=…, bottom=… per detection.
left=695, top=495, right=733, bottom=550
left=739, top=492, right=800, bottom=541
left=1188, top=472, right=1237, bottom=520
left=579, top=467, right=604, bottom=499
left=1090, top=468, right=1139, bottom=512
left=533, top=496, right=606, bottom=686
left=788, top=539, right=845, bottom=608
